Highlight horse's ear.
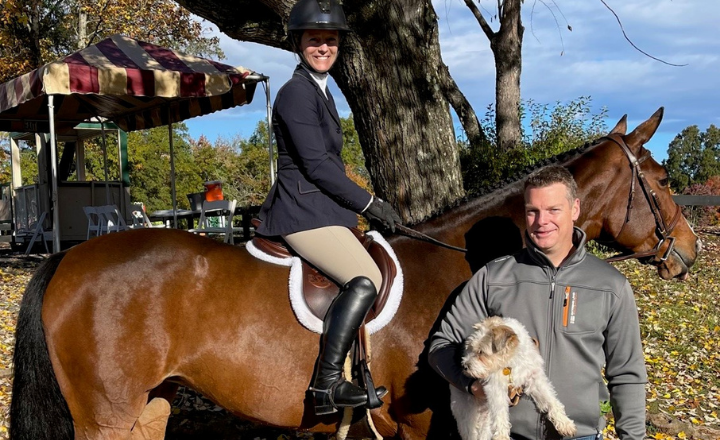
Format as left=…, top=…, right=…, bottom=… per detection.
left=608, top=114, right=628, bottom=135
left=624, top=107, right=664, bottom=151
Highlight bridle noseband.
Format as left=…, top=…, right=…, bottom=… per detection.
left=601, top=134, right=683, bottom=264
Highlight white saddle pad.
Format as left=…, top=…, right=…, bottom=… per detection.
left=246, top=231, right=404, bottom=335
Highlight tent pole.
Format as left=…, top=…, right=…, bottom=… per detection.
left=168, top=109, right=178, bottom=228
left=47, top=95, right=60, bottom=253
left=98, top=119, right=111, bottom=204
left=264, top=79, right=275, bottom=186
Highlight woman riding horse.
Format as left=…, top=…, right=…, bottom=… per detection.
left=255, top=0, right=401, bottom=415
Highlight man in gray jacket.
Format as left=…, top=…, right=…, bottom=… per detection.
left=428, top=165, right=647, bottom=440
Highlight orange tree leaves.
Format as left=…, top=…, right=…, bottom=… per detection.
left=76, top=0, right=223, bottom=59
left=0, top=0, right=222, bottom=84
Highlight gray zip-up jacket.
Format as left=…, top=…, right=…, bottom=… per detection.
left=428, top=228, right=647, bottom=440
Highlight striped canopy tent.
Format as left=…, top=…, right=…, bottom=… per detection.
left=0, top=34, right=273, bottom=251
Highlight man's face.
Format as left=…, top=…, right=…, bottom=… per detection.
left=524, top=183, right=580, bottom=260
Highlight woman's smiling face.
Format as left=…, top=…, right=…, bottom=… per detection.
left=300, top=29, right=339, bottom=73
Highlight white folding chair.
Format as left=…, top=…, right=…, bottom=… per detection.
left=98, top=205, right=129, bottom=233
left=83, top=206, right=106, bottom=239
left=25, top=211, right=52, bottom=255
left=189, top=199, right=240, bottom=244
left=129, top=203, right=165, bottom=229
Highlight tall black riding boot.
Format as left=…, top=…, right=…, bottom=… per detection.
left=309, top=276, right=387, bottom=415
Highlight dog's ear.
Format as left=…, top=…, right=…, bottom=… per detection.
left=484, top=316, right=503, bottom=327
left=491, top=325, right=519, bottom=353
left=474, top=331, right=494, bottom=356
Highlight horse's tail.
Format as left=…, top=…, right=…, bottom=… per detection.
left=10, top=252, right=74, bottom=440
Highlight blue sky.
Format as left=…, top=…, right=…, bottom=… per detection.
left=185, top=0, right=720, bottom=162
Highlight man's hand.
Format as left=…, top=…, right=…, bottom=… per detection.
left=470, top=379, right=487, bottom=401
left=470, top=379, right=523, bottom=406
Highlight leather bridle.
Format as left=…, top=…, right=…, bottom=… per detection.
left=397, top=134, right=684, bottom=261
left=601, top=134, right=683, bottom=264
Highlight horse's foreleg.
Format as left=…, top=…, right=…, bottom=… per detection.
left=130, top=398, right=172, bottom=440
left=69, top=395, right=169, bottom=440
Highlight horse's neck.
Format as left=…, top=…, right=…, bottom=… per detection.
left=408, top=144, right=601, bottom=249
left=415, top=180, right=526, bottom=246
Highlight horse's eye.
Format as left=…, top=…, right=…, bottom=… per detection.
left=659, top=178, right=669, bottom=187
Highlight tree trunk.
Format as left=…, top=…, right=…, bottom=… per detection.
left=492, top=0, right=523, bottom=152
left=78, top=9, right=88, bottom=49
left=175, top=0, right=465, bottom=223
left=29, top=1, right=44, bottom=68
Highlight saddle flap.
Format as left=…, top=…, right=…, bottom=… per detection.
left=365, top=239, right=396, bottom=321
left=299, top=233, right=396, bottom=322
left=302, top=262, right=340, bottom=319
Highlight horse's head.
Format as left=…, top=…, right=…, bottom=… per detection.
left=572, top=108, right=701, bottom=280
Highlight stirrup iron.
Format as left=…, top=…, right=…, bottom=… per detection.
left=310, top=377, right=367, bottom=415
left=309, top=386, right=339, bottom=415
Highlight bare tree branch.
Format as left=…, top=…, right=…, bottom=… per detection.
left=535, top=0, right=567, bottom=54
left=87, top=1, right=113, bottom=47
left=176, top=0, right=288, bottom=49
left=600, top=0, right=687, bottom=67
left=438, top=63, right=488, bottom=148
left=463, top=0, right=495, bottom=40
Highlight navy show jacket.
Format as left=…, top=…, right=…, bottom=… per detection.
left=256, top=65, right=372, bottom=237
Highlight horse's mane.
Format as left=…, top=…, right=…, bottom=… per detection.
left=412, top=139, right=601, bottom=227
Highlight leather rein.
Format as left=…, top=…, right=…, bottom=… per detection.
left=395, top=134, right=683, bottom=261
left=600, top=134, right=683, bottom=263
left=395, top=224, right=467, bottom=253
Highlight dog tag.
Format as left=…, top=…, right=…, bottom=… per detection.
left=503, top=367, right=512, bottom=376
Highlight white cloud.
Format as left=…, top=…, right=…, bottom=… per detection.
left=188, top=1, right=720, bottom=161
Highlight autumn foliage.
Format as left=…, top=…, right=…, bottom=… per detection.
left=0, top=0, right=222, bottom=84
left=681, top=176, right=720, bottom=227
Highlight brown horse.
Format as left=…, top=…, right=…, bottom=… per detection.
left=10, top=108, right=700, bottom=440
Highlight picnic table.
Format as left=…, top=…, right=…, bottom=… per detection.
left=148, top=205, right=260, bottom=241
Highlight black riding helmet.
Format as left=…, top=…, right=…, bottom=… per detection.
left=288, top=0, right=350, bottom=73
left=288, top=0, right=350, bottom=32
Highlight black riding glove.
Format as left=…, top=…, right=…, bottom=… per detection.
left=363, top=197, right=402, bottom=233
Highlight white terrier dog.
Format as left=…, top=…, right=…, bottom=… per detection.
left=450, top=316, right=577, bottom=440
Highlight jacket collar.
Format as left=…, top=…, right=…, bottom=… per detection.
left=293, top=65, right=341, bottom=127
left=524, top=227, right=587, bottom=268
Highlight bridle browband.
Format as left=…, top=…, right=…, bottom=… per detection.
left=600, top=134, right=683, bottom=263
